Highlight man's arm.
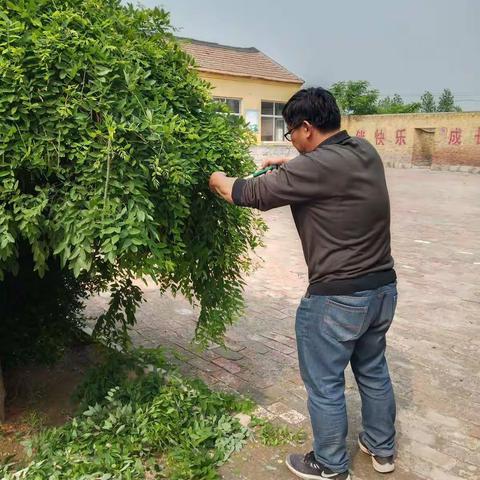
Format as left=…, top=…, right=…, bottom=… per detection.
left=260, top=157, right=291, bottom=169
left=209, top=172, right=237, bottom=204
left=209, top=158, right=291, bottom=205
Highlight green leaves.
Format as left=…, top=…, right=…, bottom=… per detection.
left=0, top=349, right=252, bottom=479
left=0, top=0, right=264, bottom=349
left=330, top=80, right=380, bottom=115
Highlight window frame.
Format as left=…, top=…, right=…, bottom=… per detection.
left=261, top=100, right=287, bottom=142
left=213, top=96, right=242, bottom=116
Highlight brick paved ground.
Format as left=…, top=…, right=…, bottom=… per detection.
left=87, top=168, right=480, bottom=480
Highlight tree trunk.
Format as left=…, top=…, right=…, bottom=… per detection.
left=0, top=359, right=5, bottom=422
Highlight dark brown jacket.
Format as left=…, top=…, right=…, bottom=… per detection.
left=232, top=130, right=396, bottom=295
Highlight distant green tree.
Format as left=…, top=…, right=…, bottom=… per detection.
left=330, top=81, right=379, bottom=115
left=392, top=94, right=403, bottom=105
left=437, top=88, right=462, bottom=112
left=377, top=94, right=421, bottom=114
left=420, top=91, right=437, bottom=112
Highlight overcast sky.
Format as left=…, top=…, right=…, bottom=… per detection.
left=137, top=0, right=479, bottom=111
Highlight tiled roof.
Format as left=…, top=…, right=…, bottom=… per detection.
left=179, top=38, right=304, bottom=84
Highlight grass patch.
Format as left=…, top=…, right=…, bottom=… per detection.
left=20, top=411, right=47, bottom=435
left=251, top=416, right=306, bottom=446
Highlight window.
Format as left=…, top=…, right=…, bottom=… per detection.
left=213, top=97, right=241, bottom=116
left=261, top=101, right=286, bottom=141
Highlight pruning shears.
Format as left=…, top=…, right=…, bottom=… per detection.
left=245, top=165, right=278, bottom=179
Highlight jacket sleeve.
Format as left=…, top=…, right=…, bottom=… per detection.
left=232, top=154, right=329, bottom=211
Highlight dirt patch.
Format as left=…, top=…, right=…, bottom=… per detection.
left=0, top=344, right=98, bottom=466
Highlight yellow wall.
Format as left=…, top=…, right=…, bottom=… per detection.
left=199, top=71, right=302, bottom=143
left=198, top=74, right=480, bottom=168
left=342, top=112, right=480, bottom=168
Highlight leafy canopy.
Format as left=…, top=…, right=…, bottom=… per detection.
left=420, top=91, right=437, bottom=113
left=330, top=80, right=380, bottom=115
left=376, top=94, right=420, bottom=114
left=437, top=88, right=462, bottom=112
left=331, top=81, right=420, bottom=115
left=0, top=0, right=265, bottom=347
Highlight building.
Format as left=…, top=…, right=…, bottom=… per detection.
left=180, top=38, right=304, bottom=143
left=343, top=112, right=480, bottom=170
left=180, top=38, right=480, bottom=170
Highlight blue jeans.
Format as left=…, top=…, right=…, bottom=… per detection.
left=295, top=282, right=397, bottom=472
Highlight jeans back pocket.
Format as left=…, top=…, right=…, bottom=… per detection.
left=323, top=297, right=369, bottom=342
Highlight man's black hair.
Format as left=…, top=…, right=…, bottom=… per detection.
left=282, top=87, right=341, bottom=132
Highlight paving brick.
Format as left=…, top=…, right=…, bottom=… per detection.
left=224, top=340, right=247, bottom=352
left=260, top=332, right=297, bottom=349
left=252, top=406, right=276, bottom=421
left=245, top=341, right=272, bottom=355
left=407, top=441, right=458, bottom=470
left=278, top=409, right=306, bottom=425
left=197, top=348, right=222, bottom=361
left=193, top=370, right=219, bottom=386
left=212, top=346, right=244, bottom=361
left=255, top=308, right=289, bottom=321
left=265, top=401, right=290, bottom=416
left=426, top=468, right=466, bottom=480
left=211, top=370, right=248, bottom=391
left=212, top=357, right=242, bottom=374
left=250, top=376, right=276, bottom=390
left=260, top=339, right=295, bottom=355
left=187, top=356, right=222, bottom=374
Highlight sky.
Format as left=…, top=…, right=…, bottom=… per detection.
left=136, top=0, right=480, bottom=111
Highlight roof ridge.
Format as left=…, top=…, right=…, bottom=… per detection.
left=177, top=36, right=259, bottom=53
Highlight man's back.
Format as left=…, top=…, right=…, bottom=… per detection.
left=291, top=133, right=394, bottom=285
left=234, top=130, right=395, bottom=290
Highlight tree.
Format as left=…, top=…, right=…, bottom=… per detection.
left=377, top=94, right=421, bottom=114
left=0, top=0, right=264, bottom=420
left=330, top=81, right=380, bottom=115
left=437, top=88, right=462, bottom=112
left=420, top=91, right=437, bottom=112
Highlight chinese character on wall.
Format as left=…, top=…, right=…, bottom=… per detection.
left=375, top=129, right=385, bottom=145
left=448, top=128, right=462, bottom=145
left=395, top=129, right=406, bottom=145
left=475, top=127, right=480, bottom=145
left=356, top=129, right=366, bottom=138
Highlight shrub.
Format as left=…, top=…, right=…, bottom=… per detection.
left=0, top=0, right=265, bottom=364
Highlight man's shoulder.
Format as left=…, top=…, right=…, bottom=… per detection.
left=301, top=137, right=383, bottom=176
left=317, top=135, right=381, bottom=160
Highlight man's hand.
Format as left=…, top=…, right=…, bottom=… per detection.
left=209, top=172, right=237, bottom=204
left=260, top=157, right=291, bottom=169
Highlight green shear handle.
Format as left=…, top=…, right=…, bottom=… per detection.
left=245, top=165, right=278, bottom=179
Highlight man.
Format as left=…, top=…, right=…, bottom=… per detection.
left=209, top=87, right=397, bottom=480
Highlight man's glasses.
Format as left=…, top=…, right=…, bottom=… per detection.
left=284, top=128, right=294, bottom=142
left=284, top=124, right=301, bottom=142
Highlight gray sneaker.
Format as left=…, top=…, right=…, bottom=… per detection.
left=286, top=451, right=351, bottom=480
left=358, top=437, right=395, bottom=473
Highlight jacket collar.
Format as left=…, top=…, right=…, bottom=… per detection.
left=317, top=130, right=350, bottom=148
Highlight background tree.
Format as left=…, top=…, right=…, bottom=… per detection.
left=0, top=0, right=264, bottom=420
left=376, top=93, right=421, bottom=114
left=420, top=91, right=437, bottom=112
left=437, top=88, right=462, bottom=112
left=330, top=80, right=379, bottom=115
